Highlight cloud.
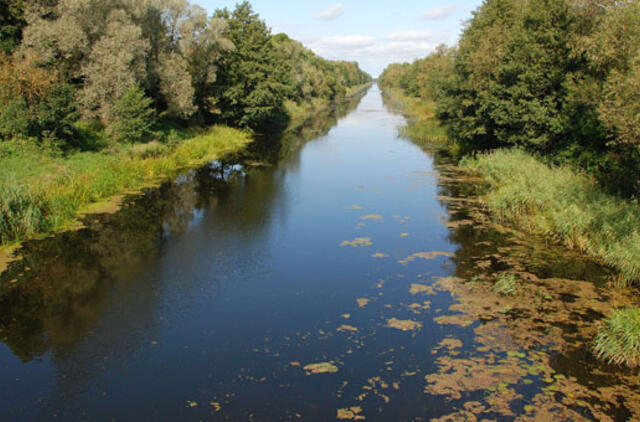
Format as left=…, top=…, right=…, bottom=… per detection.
left=313, top=4, right=344, bottom=20
left=385, top=30, right=436, bottom=42
left=422, top=5, right=455, bottom=20
left=303, top=30, right=452, bottom=76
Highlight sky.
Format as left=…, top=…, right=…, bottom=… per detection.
left=196, top=1, right=483, bottom=77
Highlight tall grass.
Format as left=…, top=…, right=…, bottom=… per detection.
left=593, top=307, right=640, bottom=367
left=462, top=149, right=640, bottom=285
left=0, top=126, right=250, bottom=245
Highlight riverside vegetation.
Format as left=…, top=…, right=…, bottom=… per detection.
left=380, top=0, right=640, bottom=367
left=0, top=0, right=371, bottom=246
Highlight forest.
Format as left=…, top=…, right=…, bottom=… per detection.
left=0, top=0, right=371, bottom=245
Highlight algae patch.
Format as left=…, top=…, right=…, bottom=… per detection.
left=409, top=283, right=436, bottom=296
left=337, top=406, right=365, bottom=420
left=303, top=362, right=338, bottom=375
left=398, top=251, right=454, bottom=265
left=356, top=298, right=370, bottom=308
left=386, top=318, right=422, bottom=332
left=341, top=238, right=372, bottom=247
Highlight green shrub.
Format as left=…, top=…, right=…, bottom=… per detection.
left=593, top=307, right=640, bottom=368
left=0, top=98, right=30, bottom=139
left=107, top=85, right=156, bottom=144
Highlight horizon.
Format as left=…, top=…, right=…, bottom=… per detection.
left=196, top=0, right=483, bottom=77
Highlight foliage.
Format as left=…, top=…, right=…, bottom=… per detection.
left=107, top=85, right=156, bottom=144
left=462, top=149, right=640, bottom=285
left=0, top=126, right=250, bottom=245
left=594, top=307, right=640, bottom=368
left=380, top=0, right=640, bottom=195
left=0, top=0, right=25, bottom=53
left=212, top=2, right=288, bottom=131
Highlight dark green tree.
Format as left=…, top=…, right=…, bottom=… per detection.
left=0, top=0, right=25, bottom=54
left=213, top=1, right=288, bottom=132
left=107, top=85, right=156, bottom=143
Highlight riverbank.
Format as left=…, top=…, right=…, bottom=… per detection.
left=285, top=82, right=373, bottom=125
left=386, top=87, right=640, bottom=367
left=0, top=90, right=372, bottom=262
left=0, top=126, right=251, bottom=252
left=384, top=88, right=640, bottom=288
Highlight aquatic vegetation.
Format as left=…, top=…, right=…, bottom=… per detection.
left=361, top=214, right=383, bottom=220
left=303, top=362, right=338, bottom=375
left=345, top=205, right=364, bottom=210
left=398, top=251, right=454, bottom=265
left=340, top=237, right=372, bottom=247
left=337, top=324, right=358, bottom=333
left=409, top=283, right=435, bottom=296
left=386, top=318, right=422, bottom=332
left=337, top=406, right=364, bottom=420
left=356, top=298, right=370, bottom=308
left=593, top=307, right=640, bottom=368
left=492, top=273, right=518, bottom=296
left=370, top=253, right=388, bottom=258
left=463, top=149, right=640, bottom=285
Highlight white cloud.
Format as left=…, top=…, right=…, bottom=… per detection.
left=422, top=5, right=455, bottom=20
left=303, top=30, right=451, bottom=76
left=313, top=4, right=344, bottom=20
left=385, top=30, right=436, bottom=42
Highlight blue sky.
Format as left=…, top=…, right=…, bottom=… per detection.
left=196, top=1, right=483, bottom=76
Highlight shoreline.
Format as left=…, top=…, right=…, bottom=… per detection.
left=0, top=89, right=372, bottom=273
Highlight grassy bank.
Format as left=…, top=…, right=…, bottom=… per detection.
left=285, top=83, right=373, bottom=124
left=382, top=89, right=450, bottom=151
left=0, top=126, right=251, bottom=248
left=462, top=149, right=640, bottom=286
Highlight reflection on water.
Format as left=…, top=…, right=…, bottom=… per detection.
left=0, top=86, right=638, bottom=421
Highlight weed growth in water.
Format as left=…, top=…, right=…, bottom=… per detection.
left=492, top=273, right=518, bottom=296
left=593, top=307, right=640, bottom=368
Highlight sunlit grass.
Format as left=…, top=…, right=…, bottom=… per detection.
left=463, top=148, right=640, bottom=286
left=0, top=126, right=251, bottom=245
left=594, top=307, right=640, bottom=367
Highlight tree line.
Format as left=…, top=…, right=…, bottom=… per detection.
left=0, top=0, right=371, bottom=147
left=379, top=0, right=640, bottom=196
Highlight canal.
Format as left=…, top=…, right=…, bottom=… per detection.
left=0, top=85, right=638, bottom=421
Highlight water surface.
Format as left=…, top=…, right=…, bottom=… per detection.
left=1, top=86, right=638, bottom=421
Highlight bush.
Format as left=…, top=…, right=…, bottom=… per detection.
left=593, top=307, right=640, bottom=368
left=0, top=98, right=30, bottom=139
left=107, top=85, right=156, bottom=143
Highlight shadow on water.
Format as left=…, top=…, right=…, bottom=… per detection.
left=0, top=92, right=367, bottom=364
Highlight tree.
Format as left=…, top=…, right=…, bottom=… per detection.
left=213, top=1, right=288, bottom=131
left=107, top=84, right=156, bottom=143
left=0, top=0, right=26, bottom=53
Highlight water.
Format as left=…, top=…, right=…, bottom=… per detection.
left=0, top=86, right=638, bottom=421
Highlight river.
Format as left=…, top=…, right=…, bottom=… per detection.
left=0, top=85, right=638, bottom=421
